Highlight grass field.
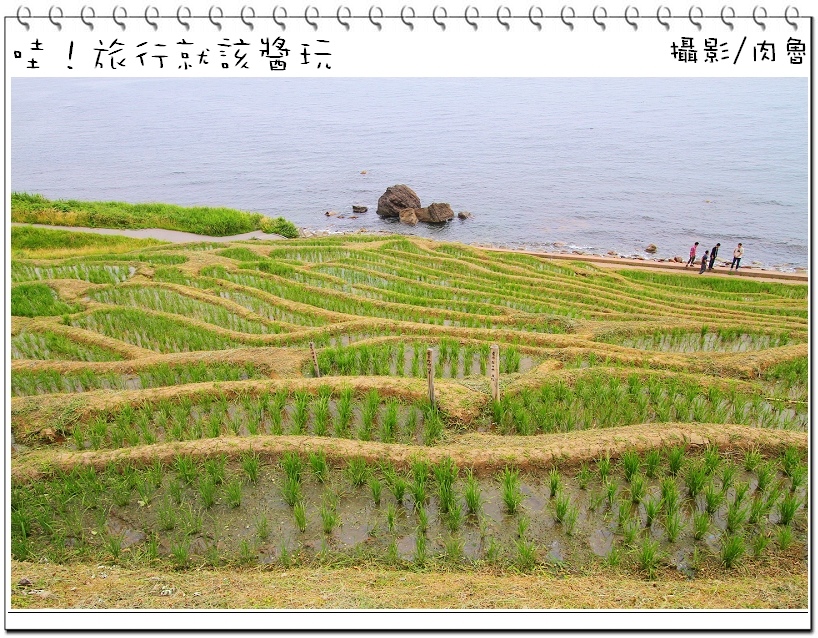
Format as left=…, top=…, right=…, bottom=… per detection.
left=12, top=193, right=299, bottom=238
left=10, top=231, right=808, bottom=610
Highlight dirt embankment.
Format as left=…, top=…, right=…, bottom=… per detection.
left=12, top=422, right=806, bottom=484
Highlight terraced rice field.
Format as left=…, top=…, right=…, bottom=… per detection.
left=10, top=235, right=808, bottom=609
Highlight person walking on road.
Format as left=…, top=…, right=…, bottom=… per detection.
left=730, top=243, right=744, bottom=270
left=699, top=250, right=710, bottom=274
left=686, top=241, right=700, bottom=267
left=708, top=243, right=720, bottom=270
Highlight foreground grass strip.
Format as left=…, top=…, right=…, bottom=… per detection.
left=11, top=422, right=806, bottom=484
left=10, top=561, right=806, bottom=609
left=12, top=192, right=298, bottom=238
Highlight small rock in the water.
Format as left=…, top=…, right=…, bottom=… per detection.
left=673, top=255, right=683, bottom=263
left=572, top=250, right=585, bottom=255
left=606, top=250, right=618, bottom=256
left=553, top=241, right=567, bottom=247
left=352, top=205, right=368, bottom=213
left=415, top=203, right=454, bottom=223
left=457, top=211, right=472, bottom=220
left=349, top=215, right=358, bottom=219
left=645, top=244, right=657, bottom=253
left=399, top=209, right=419, bottom=225
left=325, top=210, right=338, bottom=217
left=360, top=170, right=367, bottom=174
left=633, top=255, right=645, bottom=260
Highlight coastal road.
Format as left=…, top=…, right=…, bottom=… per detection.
left=12, top=223, right=288, bottom=243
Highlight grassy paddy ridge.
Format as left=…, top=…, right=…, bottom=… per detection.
left=10, top=231, right=808, bottom=610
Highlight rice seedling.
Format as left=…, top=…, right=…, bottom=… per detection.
left=692, top=510, right=710, bottom=540
left=170, top=538, right=190, bottom=569
left=755, top=461, right=777, bottom=493
left=308, top=451, right=329, bottom=484
left=313, top=394, right=330, bottom=437
left=644, top=449, right=661, bottom=479
left=644, top=495, right=661, bottom=527
left=199, top=475, right=217, bottom=509
left=433, top=457, right=458, bottom=514
left=368, top=476, right=383, bottom=507
left=344, top=458, right=371, bottom=487
left=146, top=534, right=159, bottom=561
left=334, top=387, right=353, bottom=437
left=180, top=505, right=203, bottom=536
left=225, top=478, right=242, bottom=508
left=515, top=538, right=537, bottom=571
left=281, top=476, right=301, bottom=507
left=622, top=518, right=640, bottom=547
left=417, top=504, right=429, bottom=532
left=320, top=498, right=340, bottom=535
left=444, top=535, right=464, bottom=564
left=660, top=477, right=679, bottom=514
left=788, top=464, right=807, bottom=493
left=256, top=515, right=269, bottom=540
left=386, top=502, right=397, bottom=531
left=281, top=452, right=303, bottom=483
left=381, top=399, right=399, bottom=443
left=105, top=533, right=123, bottom=561
left=241, top=452, right=260, bottom=483
left=726, top=501, right=748, bottom=534
left=733, top=481, right=750, bottom=508
left=157, top=499, right=177, bottom=531
left=664, top=510, right=682, bottom=543
left=752, top=532, right=770, bottom=558
left=464, top=469, right=482, bottom=516
left=410, top=477, right=427, bottom=511
left=777, top=493, right=801, bottom=526
left=204, top=455, right=226, bottom=485
left=293, top=500, right=308, bottom=532
left=621, top=450, right=640, bottom=482
left=748, top=494, right=767, bottom=525
left=387, top=474, right=408, bottom=506
left=617, top=500, right=632, bottom=529
left=629, top=475, right=646, bottom=504
left=637, top=537, right=660, bottom=579
left=780, top=445, right=802, bottom=478
left=422, top=404, right=444, bottom=446
left=500, top=467, right=523, bottom=514
left=720, top=534, right=745, bottom=568
left=292, top=390, right=310, bottom=434
left=605, top=480, right=618, bottom=509
left=174, top=455, right=199, bottom=485
left=606, top=544, right=623, bottom=567
left=414, top=529, right=427, bottom=566
left=744, top=448, right=762, bottom=472
left=703, top=445, right=721, bottom=475
left=576, top=463, right=592, bottom=490
left=548, top=468, right=562, bottom=498
left=446, top=501, right=464, bottom=533
left=666, top=446, right=685, bottom=477
left=279, top=541, right=292, bottom=568
left=777, top=525, right=794, bottom=550
left=685, top=462, right=707, bottom=498
left=719, top=462, right=738, bottom=493
left=597, top=453, right=611, bottom=482
left=704, top=483, right=725, bottom=515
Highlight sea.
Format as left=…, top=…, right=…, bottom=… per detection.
left=11, top=77, right=808, bottom=270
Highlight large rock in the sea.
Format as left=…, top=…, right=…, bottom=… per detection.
left=399, top=209, right=419, bottom=225
left=415, top=202, right=454, bottom=223
left=377, top=185, right=421, bottom=218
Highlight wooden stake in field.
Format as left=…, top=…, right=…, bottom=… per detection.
left=426, top=347, right=435, bottom=408
left=309, top=342, right=321, bottom=378
left=490, top=344, right=500, bottom=402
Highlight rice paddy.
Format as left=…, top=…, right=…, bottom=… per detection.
left=10, top=233, right=808, bottom=609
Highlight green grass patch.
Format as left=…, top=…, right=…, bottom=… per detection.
left=12, top=192, right=298, bottom=238
left=11, top=284, right=79, bottom=317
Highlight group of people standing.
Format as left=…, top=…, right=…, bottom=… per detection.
left=685, top=241, right=744, bottom=274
